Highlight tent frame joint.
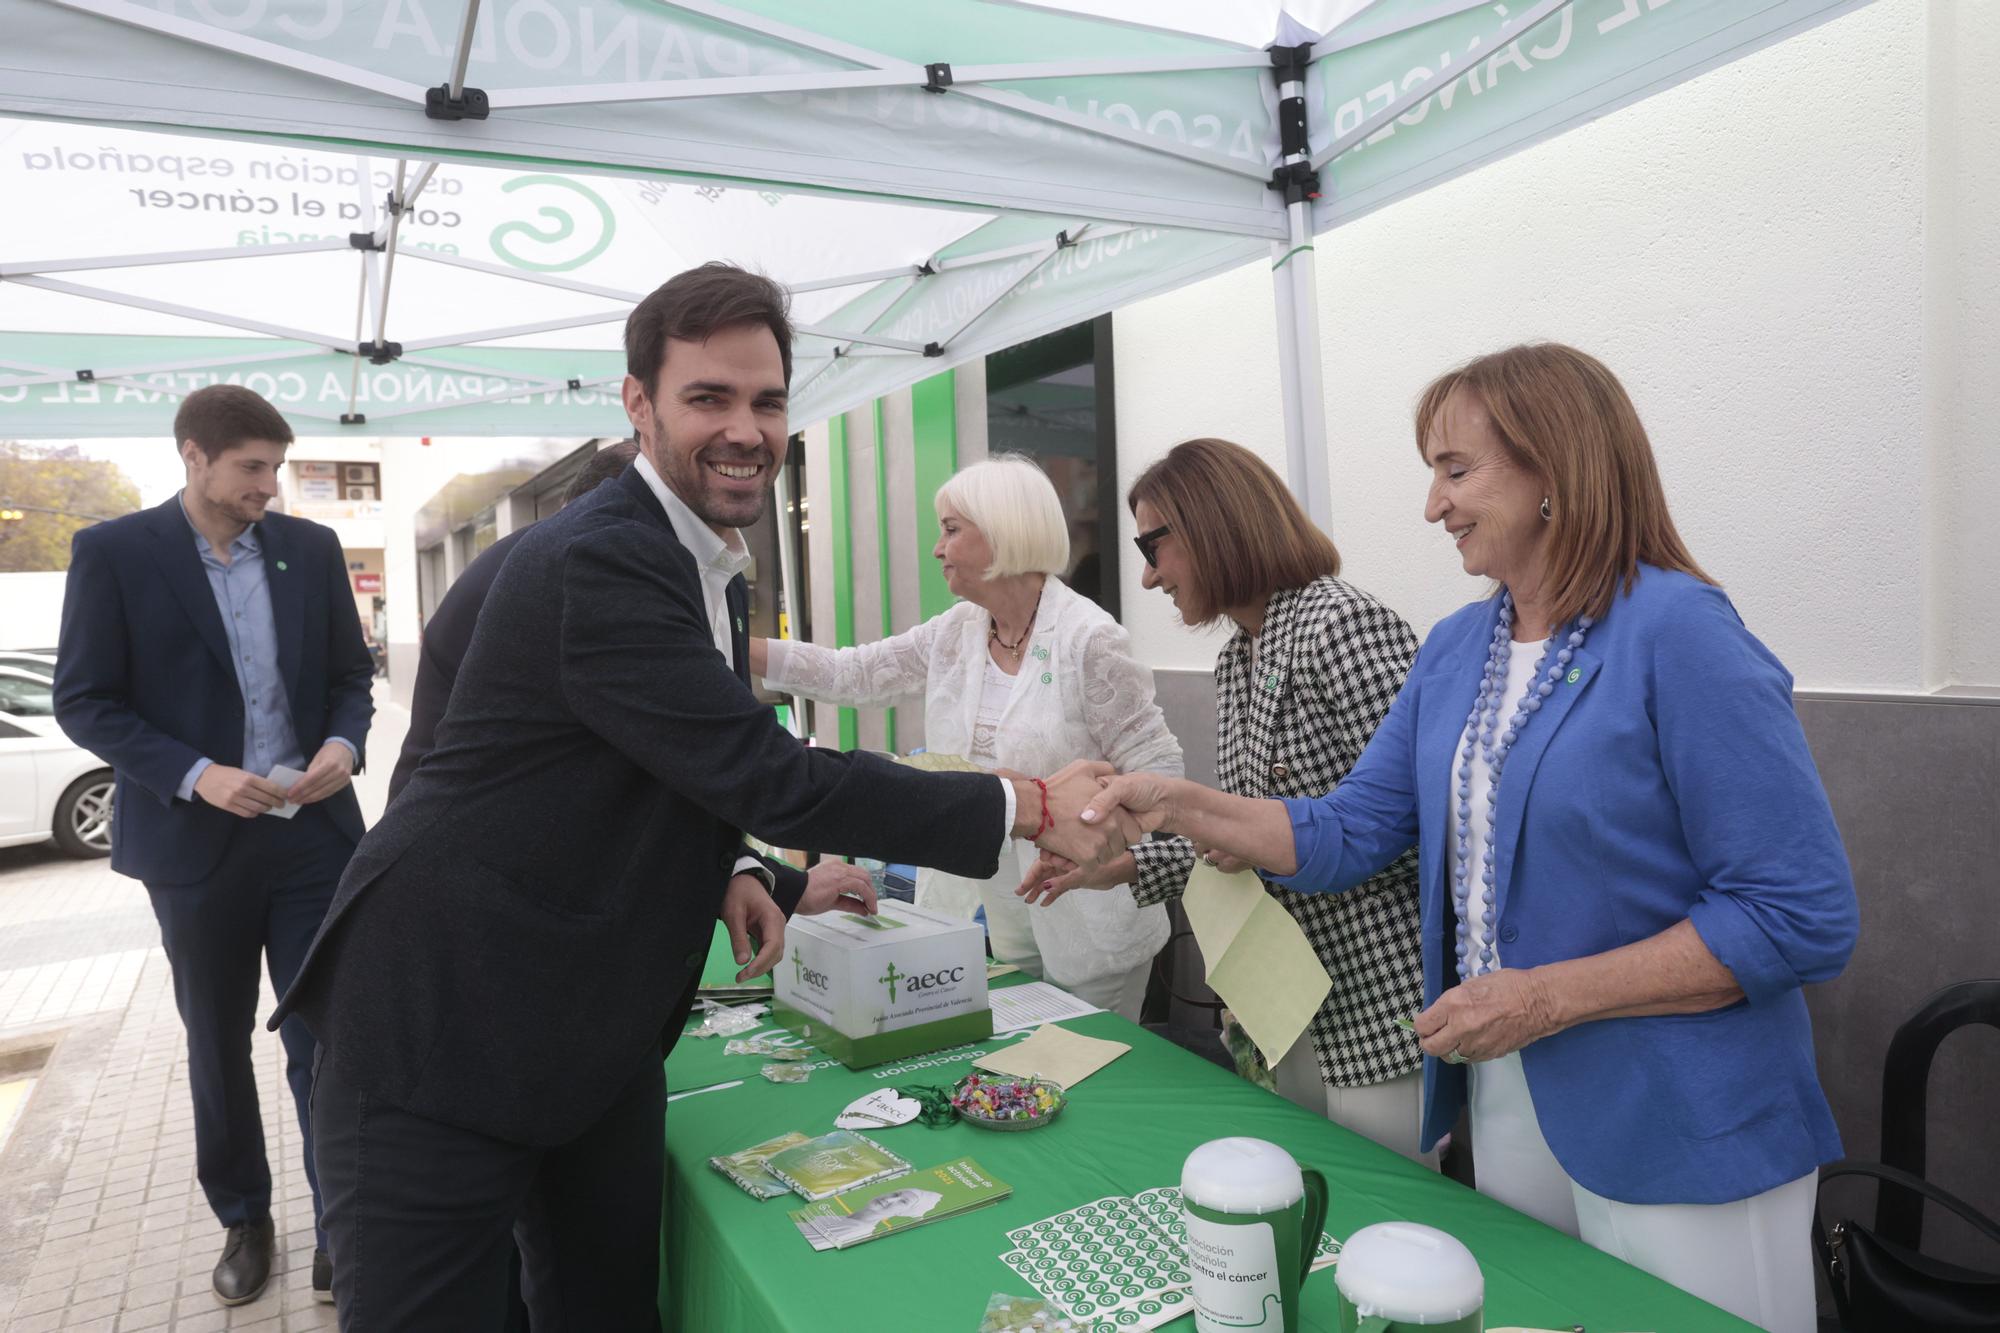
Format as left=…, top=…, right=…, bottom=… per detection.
left=923, top=62, right=953, bottom=94
left=339, top=413, right=367, bottom=425
left=1268, top=160, right=1320, bottom=205
left=357, top=339, right=403, bottom=365
left=348, top=232, right=384, bottom=252
left=425, top=83, right=490, bottom=121
left=1267, top=41, right=1313, bottom=84
left=74, top=368, right=94, bottom=382
left=567, top=377, right=582, bottom=391
left=922, top=342, right=944, bottom=358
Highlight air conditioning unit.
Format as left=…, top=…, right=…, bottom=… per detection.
left=345, top=486, right=374, bottom=500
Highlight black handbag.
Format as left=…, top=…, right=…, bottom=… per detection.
left=1815, top=1161, right=2000, bottom=1331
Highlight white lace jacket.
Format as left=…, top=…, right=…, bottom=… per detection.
left=761, top=576, right=1182, bottom=984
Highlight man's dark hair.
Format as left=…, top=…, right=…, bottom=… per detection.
left=174, top=384, right=295, bottom=461
left=624, top=262, right=793, bottom=400
left=561, top=440, right=639, bottom=505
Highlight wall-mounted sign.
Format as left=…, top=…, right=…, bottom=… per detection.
left=352, top=573, right=383, bottom=594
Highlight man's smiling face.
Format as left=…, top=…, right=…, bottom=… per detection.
left=623, top=322, right=789, bottom=536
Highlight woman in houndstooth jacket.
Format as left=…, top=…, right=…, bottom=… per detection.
left=1024, top=437, right=1431, bottom=1161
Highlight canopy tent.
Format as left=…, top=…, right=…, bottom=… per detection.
left=1, top=0, right=1872, bottom=526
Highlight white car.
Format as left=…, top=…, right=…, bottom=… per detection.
left=0, top=672, right=114, bottom=857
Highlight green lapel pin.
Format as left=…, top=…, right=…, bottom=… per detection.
left=735, top=616, right=744, bottom=634
left=1262, top=672, right=1279, bottom=692
left=275, top=560, right=287, bottom=571
left=1566, top=667, right=1581, bottom=684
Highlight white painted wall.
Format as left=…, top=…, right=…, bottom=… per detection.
left=1115, top=0, right=1995, bottom=692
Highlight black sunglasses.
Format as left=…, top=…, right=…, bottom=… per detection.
left=1133, top=524, right=1171, bottom=568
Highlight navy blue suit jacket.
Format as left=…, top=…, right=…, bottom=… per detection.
left=53, top=495, right=376, bottom=884
left=273, top=466, right=1003, bottom=1146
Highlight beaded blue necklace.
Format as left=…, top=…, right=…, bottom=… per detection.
left=1452, top=590, right=1594, bottom=982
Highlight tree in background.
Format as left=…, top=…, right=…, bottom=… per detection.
left=0, top=443, right=143, bottom=572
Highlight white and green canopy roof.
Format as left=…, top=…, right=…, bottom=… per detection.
left=1, top=0, right=1870, bottom=513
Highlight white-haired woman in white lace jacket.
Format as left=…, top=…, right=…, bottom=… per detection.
left=750, top=454, right=1183, bottom=1018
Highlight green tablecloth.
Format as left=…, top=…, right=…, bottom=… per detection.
left=664, top=929, right=1755, bottom=1332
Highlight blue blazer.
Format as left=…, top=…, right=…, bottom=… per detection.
left=53, top=496, right=375, bottom=885
left=1276, top=565, right=1856, bottom=1205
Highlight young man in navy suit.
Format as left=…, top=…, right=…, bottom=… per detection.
left=53, top=385, right=375, bottom=1307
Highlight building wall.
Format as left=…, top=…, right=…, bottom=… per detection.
left=1112, top=0, right=1996, bottom=696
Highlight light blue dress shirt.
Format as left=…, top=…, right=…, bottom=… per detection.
left=175, top=495, right=356, bottom=801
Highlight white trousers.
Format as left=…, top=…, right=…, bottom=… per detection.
left=1272, top=1041, right=1436, bottom=1168
left=1470, top=1051, right=1818, bottom=1333
left=984, top=888, right=1151, bottom=1021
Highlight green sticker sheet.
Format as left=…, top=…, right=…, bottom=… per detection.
left=1000, top=1187, right=1338, bottom=1331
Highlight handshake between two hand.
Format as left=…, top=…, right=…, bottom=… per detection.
left=1012, top=761, right=1177, bottom=903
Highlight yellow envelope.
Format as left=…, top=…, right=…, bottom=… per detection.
left=973, top=1023, right=1130, bottom=1088
left=1183, top=862, right=1332, bottom=1066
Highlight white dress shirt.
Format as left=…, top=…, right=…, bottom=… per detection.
left=634, top=456, right=1017, bottom=872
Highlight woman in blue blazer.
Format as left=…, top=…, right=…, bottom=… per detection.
left=1029, top=344, right=1856, bottom=1332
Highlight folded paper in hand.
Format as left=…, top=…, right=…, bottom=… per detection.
left=1183, top=863, right=1331, bottom=1066
left=262, top=764, right=305, bottom=819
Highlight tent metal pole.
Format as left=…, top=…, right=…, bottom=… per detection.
left=1269, top=241, right=1307, bottom=519
left=1311, top=0, right=1577, bottom=169
left=952, top=87, right=1268, bottom=180
left=0, top=275, right=351, bottom=349
left=790, top=326, right=933, bottom=355
left=492, top=53, right=1275, bottom=109
left=400, top=351, right=587, bottom=393
left=45, top=0, right=428, bottom=104
left=447, top=0, right=482, bottom=100
left=769, top=465, right=809, bottom=740
left=373, top=161, right=410, bottom=352
left=1278, top=213, right=1330, bottom=530
left=0, top=346, right=328, bottom=392
left=787, top=265, right=931, bottom=296
left=789, top=357, right=839, bottom=400
left=395, top=247, right=646, bottom=301
left=0, top=356, right=63, bottom=375
left=1271, top=52, right=1331, bottom=530
left=346, top=260, right=368, bottom=421
left=659, top=0, right=1263, bottom=184
left=932, top=226, right=1137, bottom=273
left=927, top=226, right=1099, bottom=351
left=0, top=239, right=350, bottom=277
left=399, top=310, right=630, bottom=351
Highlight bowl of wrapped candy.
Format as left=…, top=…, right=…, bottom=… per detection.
left=950, top=1073, right=1066, bottom=1132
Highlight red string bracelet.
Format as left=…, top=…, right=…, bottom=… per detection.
left=1031, top=778, right=1053, bottom=840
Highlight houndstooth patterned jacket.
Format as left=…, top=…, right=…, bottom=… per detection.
left=1131, top=576, right=1426, bottom=1088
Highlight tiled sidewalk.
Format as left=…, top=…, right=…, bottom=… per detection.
left=0, top=856, right=332, bottom=1333
left=0, top=684, right=405, bottom=1332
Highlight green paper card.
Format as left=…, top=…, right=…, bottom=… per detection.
left=708, top=1130, right=812, bottom=1201
left=765, top=1129, right=911, bottom=1202
left=790, top=1157, right=1011, bottom=1251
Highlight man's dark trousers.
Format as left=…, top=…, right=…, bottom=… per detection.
left=149, top=804, right=352, bottom=1246
left=312, top=1051, right=666, bottom=1328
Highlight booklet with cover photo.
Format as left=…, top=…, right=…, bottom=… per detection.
left=790, top=1157, right=1011, bottom=1251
